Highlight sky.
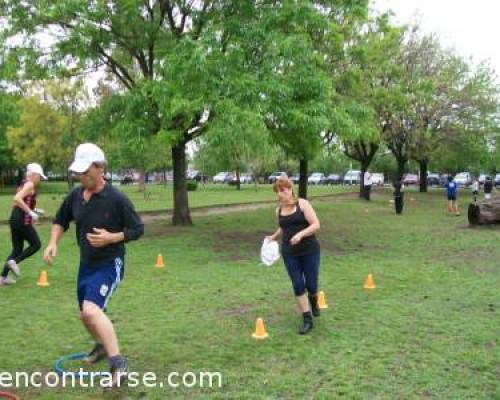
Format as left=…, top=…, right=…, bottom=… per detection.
left=372, top=0, right=500, bottom=77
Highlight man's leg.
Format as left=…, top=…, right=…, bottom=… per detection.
left=80, top=301, right=120, bottom=357
left=78, top=258, right=128, bottom=386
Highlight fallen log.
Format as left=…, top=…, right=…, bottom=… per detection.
left=468, top=198, right=500, bottom=225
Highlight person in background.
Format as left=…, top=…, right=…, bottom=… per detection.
left=484, top=176, right=494, bottom=200
left=471, top=179, right=480, bottom=203
left=445, top=175, right=460, bottom=216
left=363, top=169, right=373, bottom=201
left=0, top=163, right=47, bottom=286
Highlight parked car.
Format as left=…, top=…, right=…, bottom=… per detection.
left=494, top=174, right=500, bottom=187
left=290, top=175, right=300, bottom=184
left=371, top=173, right=385, bottom=186
left=427, top=173, right=441, bottom=187
left=187, top=170, right=209, bottom=183
left=120, top=175, right=135, bottom=185
left=308, top=172, right=326, bottom=185
left=439, top=174, right=450, bottom=186
left=213, top=172, right=233, bottom=184
left=268, top=171, right=287, bottom=184
left=325, top=173, right=343, bottom=185
left=454, top=172, right=473, bottom=187
left=343, top=170, right=361, bottom=185
left=403, top=173, right=419, bottom=185
left=229, top=174, right=254, bottom=185
left=478, top=174, right=488, bottom=185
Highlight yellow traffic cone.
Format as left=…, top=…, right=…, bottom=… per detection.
left=317, top=291, right=328, bottom=309
left=37, top=270, right=49, bottom=287
left=155, top=254, right=165, bottom=268
left=252, top=318, right=269, bottom=339
left=364, top=274, right=376, bottom=289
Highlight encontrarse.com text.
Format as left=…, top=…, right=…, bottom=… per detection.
left=0, top=370, right=222, bottom=389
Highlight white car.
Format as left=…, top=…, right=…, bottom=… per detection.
left=454, top=172, right=472, bottom=186
left=213, top=172, right=232, bottom=184
left=344, top=170, right=361, bottom=185
left=371, top=173, right=384, bottom=186
left=268, top=171, right=287, bottom=183
left=308, top=172, right=326, bottom=185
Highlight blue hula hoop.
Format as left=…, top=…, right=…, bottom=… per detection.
left=54, top=352, right=107, bottom=379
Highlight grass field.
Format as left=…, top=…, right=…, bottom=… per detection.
left=0, top=188, right=498, bottom=399
left=0, top=182, right=351, bottom=221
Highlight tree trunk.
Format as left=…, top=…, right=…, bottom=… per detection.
left=419, top=159, right=428, bottom=193
left=468, top=198, right=500, bottom=225
left=299, top=159, right=308, bottom=199
left=138, top=170, right=146, bottom=193
left=172, top=141, right=192, bottom=226
left=235, top=167, right=241, bottom=191
left=396, top=158, right=406, bottom=184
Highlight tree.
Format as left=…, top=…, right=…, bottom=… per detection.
left=262, top=0, right=337, bottom=199
left=196, top=100, right=270, bottom=190
left=325, top=14, right=400, bottom=196
left=399, top=32, right=500, bottom=191
left=0, top=92, right=19, bottom=185
left=1, top=0, right=268, bottom=225
left=6, top=97, right=73, bottom=171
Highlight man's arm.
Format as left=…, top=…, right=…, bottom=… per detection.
left=44, top=190, right=75, bottom=264
left=43, top=224, right=65, bottom=265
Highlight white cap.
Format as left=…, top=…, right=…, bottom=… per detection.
left=26, top=163, right=47, bottom=180
left=69, top=143, right=106, bottom=173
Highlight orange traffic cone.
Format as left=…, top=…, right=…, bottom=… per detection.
left=37, top=270, right=49, bottom=287
left=155, top=254, right=165, bottom=268
left=364, top=274, right=376, bottom=289
left=317, top=291, right=328, bottom=309
left=252, top=318, right=269, bottom=339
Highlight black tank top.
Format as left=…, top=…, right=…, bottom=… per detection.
left=279, top=202, right=319, bottom=256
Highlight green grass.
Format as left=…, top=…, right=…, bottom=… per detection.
left=0, top=182, right=351, bottom=221
left=0, top=189, right=498, bottom=399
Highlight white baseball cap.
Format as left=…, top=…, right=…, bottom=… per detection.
left=26, top=163, right=47, bottom=180
left=69, top=143, right=106, bottom=173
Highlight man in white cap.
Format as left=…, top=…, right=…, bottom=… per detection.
left=43, top=143, right=144, bottom=387
left=1, top=163, right=47, bottom=286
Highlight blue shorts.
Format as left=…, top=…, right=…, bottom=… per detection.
left=77, top=257, right=124, bottom=311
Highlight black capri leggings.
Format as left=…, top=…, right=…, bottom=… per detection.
left=2, top=220, right=41, bottom=278
left=282, top=250, right=320, bottom=297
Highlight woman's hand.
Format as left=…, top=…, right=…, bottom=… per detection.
left=290, top=232, right=303, bottom=246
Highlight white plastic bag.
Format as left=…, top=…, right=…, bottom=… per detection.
left=260, top=238, right=280, bottom=266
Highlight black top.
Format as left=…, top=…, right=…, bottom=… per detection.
left=53, top=183, right=144, bottom=265
left=484, top=180, right=493, bottom=193
left=278, top=201, right=319, bottom=256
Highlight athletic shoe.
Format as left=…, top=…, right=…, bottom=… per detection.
left=82, top=343, right=107, bottom=365
left=0, top=277, right=17, bottom=286
left=109, top=356, right=128, bottom=388
left=6, top=260, right=20, bottom=278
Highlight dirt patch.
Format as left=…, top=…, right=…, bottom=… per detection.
left=218, top=303, right=254, bottom=317
left=210, top=230, right=268, bottom=261
left=143, top=223, right=193, bottom=238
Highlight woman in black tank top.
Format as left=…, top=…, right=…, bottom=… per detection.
left=266, top=177, right=321, bottom=334
left=1, top=163, right=47, bottom=286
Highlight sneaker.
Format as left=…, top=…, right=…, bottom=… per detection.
left=82, top=343, right=107, bottom=365
left=109, top=356, right=128, bottom=388
left=0, top=277, right=16, bottom=286
left=6, top=260, right=20, bottom=278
